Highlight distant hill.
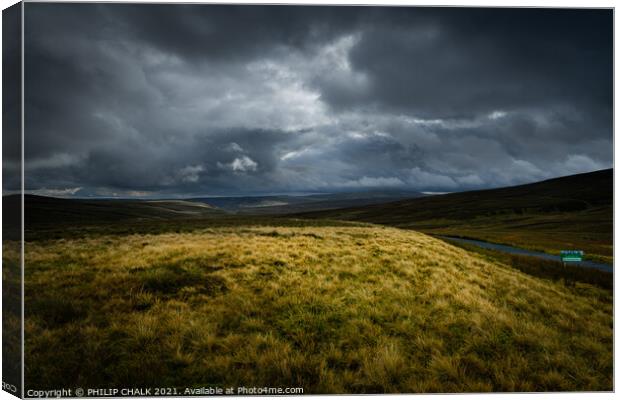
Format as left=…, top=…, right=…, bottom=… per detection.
left=12, top=195, right=223, bottom=227
left=296, top=169, right=613, bottom=262
left=4, top=189, right=423, bottom=235
left=190, top=189, right=424, bottom=214
left=297, top=169, right=612, bottom=222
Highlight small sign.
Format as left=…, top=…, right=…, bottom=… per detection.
left=561, top=250, right=583, bottom=262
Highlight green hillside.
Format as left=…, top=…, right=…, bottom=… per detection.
left=21, top=224, right=612, bottom=392
left=295, top=169, right=613, bottom=263
left=6, top=170, right=613, bottom=392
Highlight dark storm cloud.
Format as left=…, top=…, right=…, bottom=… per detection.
left=2, top=3, right=21, bottom=192
left=107, top=4, right=362, bottom=62
left=22, top=4, right=612, bottom=197
left=26, top=3, right=361, bottom=64
left=325, top=8, right=613, bottom=120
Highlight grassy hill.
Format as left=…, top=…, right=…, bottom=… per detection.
left=295, top=169, right=613, bottom=263
left=8, top=170, right=614, bottom=392
left=14, top=194, right=368, bottom=242
left=20, top=223, right=612, bottom=392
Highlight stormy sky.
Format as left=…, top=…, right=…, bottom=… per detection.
left=10, top=4, right=613, bottom=197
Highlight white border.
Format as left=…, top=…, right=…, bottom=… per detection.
left=20, top=1, right=24, bottom=397
left=0, top=1, right=617, bottom=400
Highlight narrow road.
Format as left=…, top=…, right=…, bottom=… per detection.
left=438, top=236, right=613, bottom=273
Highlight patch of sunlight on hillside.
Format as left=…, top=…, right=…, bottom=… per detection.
left=22, top=226, right=612, bottom=392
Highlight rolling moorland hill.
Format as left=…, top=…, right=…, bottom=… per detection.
left=5, top=190, right=423, bottom=230
left=8, top=194, right=223, bottom=227
left=295, top=169, right=613, bottom=262
left=8, top=194, right=370, bottom=241
left=18, top=224, right=612, bottom=392
left=3, top=172, right=613, bottom=392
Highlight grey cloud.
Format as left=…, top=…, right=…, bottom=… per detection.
left=21, top=4, right=613, bottom=197
left=321, top=8, right=612, bottom=121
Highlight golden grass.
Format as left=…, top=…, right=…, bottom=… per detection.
left=22, top=225, right=612, bottom=393
left=3, top=240, right=22, bottom=391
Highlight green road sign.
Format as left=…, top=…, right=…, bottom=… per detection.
left=560, top=250, right=583, bottom=262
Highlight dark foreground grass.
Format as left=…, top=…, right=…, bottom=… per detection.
left=22, top=224, right=612, bottom=393
left=3, top=241, right=22, bottom=392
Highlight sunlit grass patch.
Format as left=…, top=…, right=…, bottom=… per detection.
left=22, top=224, right=612, bottom=392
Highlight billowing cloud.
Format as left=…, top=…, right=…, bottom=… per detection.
left=20, top=4, right=612, bottom=197
left=219, top=156, right=258, bottom=173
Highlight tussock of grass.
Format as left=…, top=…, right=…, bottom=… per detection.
left=138, top=264, right=229, bottom=297
left=22, top=225, right=612, bottom=393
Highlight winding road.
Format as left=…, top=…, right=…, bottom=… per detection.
left=438, top=236, right=613, bottom=273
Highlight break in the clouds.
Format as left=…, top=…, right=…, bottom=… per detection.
left=11, top=4, right=612, bottom=197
